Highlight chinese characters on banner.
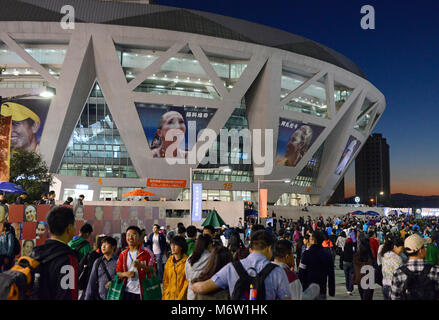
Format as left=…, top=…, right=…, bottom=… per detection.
left=147, top=178, right=187, bottom=188
left=0, top=116, right=12, bottom=182
left=192, top=183, right=203, bottom=222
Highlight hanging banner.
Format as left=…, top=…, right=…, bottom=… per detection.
left=192, top=183, right=203, bottom=222
left=147, top=178, right=187, bottom=188
left=259, top=189, right=268, bottom=218
left=0, top=116, right=12, bottom=182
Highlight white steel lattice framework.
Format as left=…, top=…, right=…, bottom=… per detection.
left=0, top=21, right=385, bottom=204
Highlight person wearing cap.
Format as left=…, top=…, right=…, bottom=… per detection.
left=1, top=102, right=41, bottom=152
left=390, top=234, right=439, bottom=300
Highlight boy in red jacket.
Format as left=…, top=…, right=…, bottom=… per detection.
left=116, top=226, right=156, bottom=300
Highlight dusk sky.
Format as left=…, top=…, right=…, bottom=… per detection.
left=161, top=0, right=439, bottom=196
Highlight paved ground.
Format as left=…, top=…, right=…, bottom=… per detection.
left=328, top=267, right=384, bottom=300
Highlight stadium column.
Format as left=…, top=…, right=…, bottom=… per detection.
left=245, top=53, right=285, bottom=204
left=315, top=88, right=367, bottom=204
left=38, top=26, right=96, bottom=172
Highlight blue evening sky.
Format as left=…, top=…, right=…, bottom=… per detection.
left=159, top=0, right=439, bottom=195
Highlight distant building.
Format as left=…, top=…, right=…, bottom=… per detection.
left=355, top=133, right=390, bottom=206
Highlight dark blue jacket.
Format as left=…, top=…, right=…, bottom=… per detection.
left=298, top=244, right=335, bottom=297
left=145, top=232, right=167, bottom=255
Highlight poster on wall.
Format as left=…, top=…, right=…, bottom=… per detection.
left=135, top=103, right=216, bottom=159
left=0, top=99, right=51, bottom=154
left=7, top=204, right=167, bottom=259
left=276, top=118, right=325, bottom=167
left=335, top=135, right=361, bottom=175
left=0, top=116, right=12, bottom=182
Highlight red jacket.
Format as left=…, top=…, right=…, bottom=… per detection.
left=369, top=238, right=380, bottom=260
left=116, top=246, right=157, bottom=300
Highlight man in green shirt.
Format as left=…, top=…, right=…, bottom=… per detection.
left=68, top=223, right=93, bottom=262
left=186, top=225, right=198, bottom=256
left=425, top=237, right=439, bottom=265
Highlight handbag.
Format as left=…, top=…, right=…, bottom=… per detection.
left=141, top=270, right=162, bottom=300
left=106, top=274, right=124, bottom=300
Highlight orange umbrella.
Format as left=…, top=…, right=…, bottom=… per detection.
left=122, top=189, right=155, bottom=197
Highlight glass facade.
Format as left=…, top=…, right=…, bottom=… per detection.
left=0, top=80, right=44, bottom=89
left=116, top=45, right=248, bottom=98
left=25, top=48, right=66, bottom=65
left=355, top=110, right=374, bottom=134
left=355, top=97, right=376, bottom=134
left=0, top=45, right=65, bottom=84
left=178, top=189, right=252, bottom=201
left=133, top=78, right=220, bottom=100
left=282, top=71, right=328, bottom=119
left=292, top=142, right=325, bottom=187
left=360, top=97, right=374, bottom=113
left=275, top=193, right=311, bottom=206
left=334, top=80, right=353, bottom=111
left=196, top=99, right=253, bottom=183
left=58, top=82, right=138, bottom=178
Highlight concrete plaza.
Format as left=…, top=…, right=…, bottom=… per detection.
left=328, top=267, right=384, bottom=300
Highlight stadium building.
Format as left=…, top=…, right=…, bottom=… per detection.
left=0, top=0, right=385, bottom=205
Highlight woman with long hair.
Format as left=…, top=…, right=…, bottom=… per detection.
left=227, top=230, right=244, bottom=258
left=276, top=125, right=313, bottom=167
left=380, top=237, right=404, bottom=300
left=185, top=234, right=212, bottom=300
left=151, top=111, right=187, bottom=158
left=353, top=238, right=374, bottom=300
left=191, top=246, right=233, bottom=300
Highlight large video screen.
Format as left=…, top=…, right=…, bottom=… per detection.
left=335, top=135, right=361, bottom=175
left=0, top=99, right=51, bottom=153
left=135, top=103, right=216, bottom=159
left=276, top=118, right=325, bottom=167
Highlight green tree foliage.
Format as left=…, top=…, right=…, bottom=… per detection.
left=9, top=150, right=53, bottom=202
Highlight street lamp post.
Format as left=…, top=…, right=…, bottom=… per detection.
left=375, top=191, right=384, bottom=207
left=189, top=166, right=231, bottom=225
left=257, top=178, right=291, bottom=223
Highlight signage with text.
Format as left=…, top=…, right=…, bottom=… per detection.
left=192, top=183, right=203, bottom=222
left=147, top=179, right=187, bottom=188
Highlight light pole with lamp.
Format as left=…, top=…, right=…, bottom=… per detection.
left=189, top=166, right=231, bottom=225
left=375, top=191, right=384, bottom=207
left=257, top=178, right=291, bottom=223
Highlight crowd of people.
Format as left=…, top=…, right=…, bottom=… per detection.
left=1, top=204, right=439, bottom=300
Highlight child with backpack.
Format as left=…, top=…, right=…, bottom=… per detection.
left=191, top=230, right=292, bottom=300
left=390, top=234, right=439, bottom=300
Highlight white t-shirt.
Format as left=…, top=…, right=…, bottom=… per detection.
left=126, top=249, right=140, bottom=294
left=152, top=234, right=161, bottom=255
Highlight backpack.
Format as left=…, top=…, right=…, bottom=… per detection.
left=231, top=261, right=277, bottom=300
left=78, top=250, right=102, bottom=291
left=73, top=240, right=89, bottom=261
left=0, top=251, right=70, bottom=300
left=400, top=264, right=437, bottom=300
